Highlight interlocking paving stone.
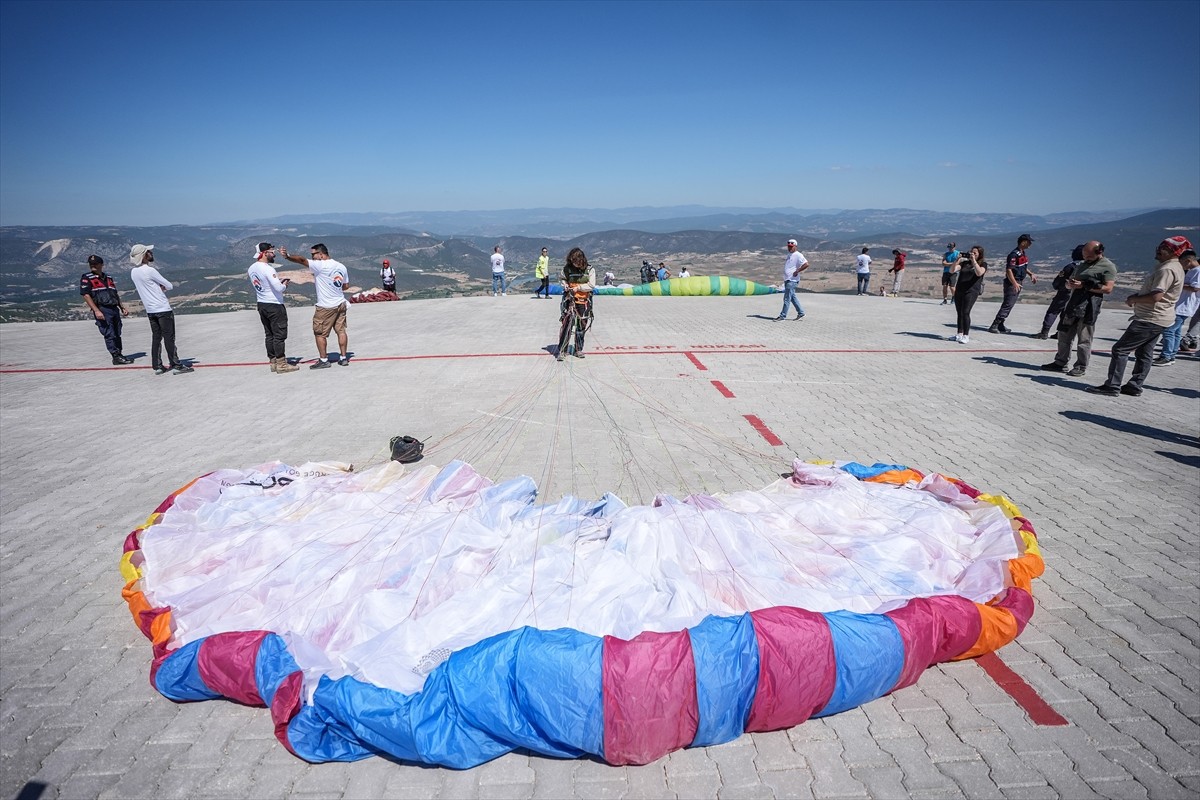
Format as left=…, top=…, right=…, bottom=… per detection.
left=2, top=292, right=1196, bottom=799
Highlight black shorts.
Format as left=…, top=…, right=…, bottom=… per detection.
left=941, top=271, right=959, bottom=287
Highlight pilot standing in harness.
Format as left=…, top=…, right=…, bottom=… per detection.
left=80, top=254, right=133, bottom=365
left=380, top=259, right=396, bottom=293
left=557, top=247, right=596, bottom=361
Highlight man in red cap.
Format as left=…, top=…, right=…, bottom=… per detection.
left=1086, top=236, right=1189, bottom=397
left=381, top=259, right=396, bottom=293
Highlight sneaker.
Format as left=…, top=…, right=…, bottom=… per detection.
left=309, top=359, right=332, bottom=370
left=960, top=335, right=970, bottom=344
left=1041, top=362, right=1068, bottom=372
left=1120, top=384, right=1143, bottom=397
left=574, top=351, right=585, bottom=359
left=171, top=364, right=194, bottom=374
left=940, top=299, right=948, bottom=305
left=794, top=314, right=805, bottom=320
left=1066, top=366, right=1086, bottom=377
left=1085, top=385, right=1120, bottom=396
left=556, top=354, right=565, bottom=362
left=153, top=366, right=169, bottom=375
left=774, top=316, right=786, bottom=321
left=338, top=357, right=350, bottom=366
left=502, top=293, right=507, bottom=297
left=950, top=334, right=961, bottom=342
left=1152, top=356, right=1174, bottom=366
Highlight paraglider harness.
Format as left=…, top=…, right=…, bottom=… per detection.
left=389, top=435, right=425, bottom=463
left=558, top=267, right=594, bottom=356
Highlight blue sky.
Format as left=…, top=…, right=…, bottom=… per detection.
left=2, top=0, right=1198, bottom=226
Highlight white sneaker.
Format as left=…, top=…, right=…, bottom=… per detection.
left=502, top=293, right=507, bottom=296
left=960, top=335, right=970, bottom=344
left=950, top=334, right=961, bottom=342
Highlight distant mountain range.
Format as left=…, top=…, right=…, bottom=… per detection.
left=229, top=206, right=1155, bottom=239
left=2, top=207, right=1195, bottom=322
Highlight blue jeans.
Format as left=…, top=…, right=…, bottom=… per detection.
left=778, top=280, right=803, bottom=318
left=492, top=272, right=507, bottom=294
left=1160, top=313, right=1187, bottom=359
left=856, top=273, right=870, bottom=294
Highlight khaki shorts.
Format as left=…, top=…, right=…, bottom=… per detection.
left=312, top=302, right=347, bottom=337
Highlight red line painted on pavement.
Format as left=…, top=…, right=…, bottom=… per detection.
left=744, top=415, right=783, bottom=446
left=684, top=352, right=708, bottom=370
left=711, top=380, right=735, bottom=398
left=0, top=347, right=1067, bottom=374
left=976, top=652, right=1069, bottom=726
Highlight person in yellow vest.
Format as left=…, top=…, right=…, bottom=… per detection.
left=534, top=247, right=550, bottom=298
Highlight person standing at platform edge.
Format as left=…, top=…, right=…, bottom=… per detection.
left=989, top=234, right=1037, bottom=333
left=887, top=249, right=906, bottom=296
left=1086, top=236, right=1188, bottom=397
left=535, top=247, right=550, bottom=298
left=940, top=242, right=960, bottom=305
left=1155, top=248, right=1200, bottom=366
left=775, top=239, right=808, bottom=320
left=129, top=244, right=192, bottom=375
left=80, top=255, right=132, bottom=365
left=281, top=243, right=353, bottom=369
left=491, top=246, right=507, bottom=296
left=249, top=243, right=298, bottom=373
left=855, top=247, right=872, bottom=295
left=1040, top=241, right=1116, bottom=378
left=380, top=259, right=396, bottom=293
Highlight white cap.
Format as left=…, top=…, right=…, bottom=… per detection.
left=787, top=239, right=798, bottom=246
left=129, top=243, right=154, bottom=264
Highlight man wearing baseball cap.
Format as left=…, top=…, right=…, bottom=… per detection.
left=79, top=254, right=133, bottom=365
left=775, top=239, right=808, bottom=320
left=1086, top=236, right=1189, bottom=397
left=129, top=244, right=193, bottom=374
left=988, top=234, right=1037, bottom=333
left=249, top=243, right=298, bottom=373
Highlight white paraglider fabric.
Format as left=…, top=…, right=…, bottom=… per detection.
left=139, top=459, right=1018, bottom=696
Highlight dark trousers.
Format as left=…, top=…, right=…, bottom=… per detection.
left=258, top=302, right=289, bottom=359
left=537, top=277, right=550, bottom=297
left=147, top=311, right=179, bottom=370
left=95, top=305, right=123, bottom=355
left=992, top=284, right=1021, bottom=325
left=954, top=290, right=981, bottom=335
left=1040, top=289, right=1071, bottom=332
left=1103, top=319, right=1166, bottom=390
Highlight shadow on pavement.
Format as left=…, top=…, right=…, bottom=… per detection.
left=976, top=355, right=1044, bottom=370
left=1061, top=410, right=1200, bottom=449
left=896, top=331, right=953, bottom=341
left=1157, top=451, right=1200, bottom=468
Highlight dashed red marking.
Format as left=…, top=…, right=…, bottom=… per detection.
left=684, top=352, right=707, bottom=371
left=744, top=415, right=783, bottom=446
left=976, top=652, right=1068, bottom=726
left=711, top=380, right=735, bottom=398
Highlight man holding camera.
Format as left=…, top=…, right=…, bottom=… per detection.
left=989, top=234, right=1037, bottom=333
left=1040, top=241, right=1116, bottom=377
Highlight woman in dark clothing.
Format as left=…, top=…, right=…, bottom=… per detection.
left=952, top=246, right=987, bottom=344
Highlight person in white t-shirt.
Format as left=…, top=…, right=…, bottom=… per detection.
left=775, top=239, right=808, bottom=320
left=281, top=243, right=354, bottom=368
left=129, top=243, right=193, bottom=375
left=491, top=246, right=506, bottom=296
left=855, top=247, right=872, bottom=295
left=678, top=267, right=691, bottom=279
left=248, top=242, right=297, bottom=373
